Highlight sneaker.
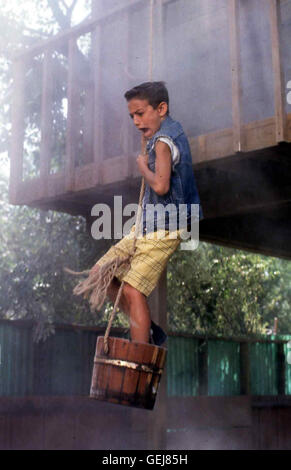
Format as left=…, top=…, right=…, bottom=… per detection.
left=150, top=320, right=167, bottom=346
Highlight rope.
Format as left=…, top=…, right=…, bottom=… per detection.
left=66, top=0, right=155, bottom=355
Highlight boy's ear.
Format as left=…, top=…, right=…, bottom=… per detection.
left=158, top=101, right=168, bottom=117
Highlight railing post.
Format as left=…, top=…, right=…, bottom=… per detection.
left=228, top=0, right=244, bottom=153
left=9, top=58, right=25, bottom=204
left=65, top=38, right=78, bottom=192
left=92, top=3, right=104, bottom=185
left=269, top=0, right=288, bottom=143
left=40, top=49, right=53, bottom=197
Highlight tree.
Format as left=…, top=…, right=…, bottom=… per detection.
left=0, top=0, right=290, bottom=341
left=167, top=243, right=291, bottom=337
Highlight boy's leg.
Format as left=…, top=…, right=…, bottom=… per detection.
left=91, top=265, right=151, bottom=343
left=108, top=277, right=151, bottom=343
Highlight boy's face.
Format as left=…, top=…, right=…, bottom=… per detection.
left=128, top=98, right=168, bottom=139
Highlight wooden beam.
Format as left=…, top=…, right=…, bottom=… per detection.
left=40, top=50, right=53, bottom=198
left=269, top=0, right=288, bottom=143
left=65, top=38, right=78, bottom=192
left=228, top=0, right=244, bottom=153
left=92, top=5, right=103, bottom=185
left=9, top=59, right=25, bottom=204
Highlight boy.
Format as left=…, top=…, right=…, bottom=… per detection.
left=91, top=81, right=202, bottom=345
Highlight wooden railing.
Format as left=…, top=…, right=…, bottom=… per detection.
left=9, top=0, right=290, bottom=208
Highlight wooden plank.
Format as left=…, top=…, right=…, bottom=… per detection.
left=190, top=115, right=284, bottom=165
left=65, top=38, right=78, bottom=192
left=228, top=0, right=244, bottom=152
left=82, top=76, right=94, bottom=166
left=40, top=49, right=53, bottom=198
left=73, top=163, right=98, bottom=192
left=244, top=117, right=277, bottom=151
left=269, top=0, right=288, bottom=143
left=92, top=17, right=103, bottom=185
left=9, top=59, right=25, bottom=204
left=101, top=156, right=129, bottom=185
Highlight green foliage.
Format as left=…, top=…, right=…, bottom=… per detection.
left=167, top=243, right=291, bottom=337
left=0, top=0, right=290, bottom=342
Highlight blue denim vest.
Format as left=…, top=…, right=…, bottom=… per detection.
left=142, top=115, right=203, bottom=234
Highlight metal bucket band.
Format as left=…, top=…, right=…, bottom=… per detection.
left=94, top=357, right=163, bottom=375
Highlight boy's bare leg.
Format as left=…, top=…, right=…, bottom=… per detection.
left=90, top=265, right=151, bottom=343
left=108, top=278, right=151, bottom=343
left=122, top=283, right=151, bottom=343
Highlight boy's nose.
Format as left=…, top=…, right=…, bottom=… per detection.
left=133, top=115, right=140, bottom=126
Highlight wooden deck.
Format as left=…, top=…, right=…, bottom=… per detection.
left=8, top=0, right=291, bottom=258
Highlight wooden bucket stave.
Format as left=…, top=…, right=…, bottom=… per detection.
left=90, top=336, right=167, bottom=410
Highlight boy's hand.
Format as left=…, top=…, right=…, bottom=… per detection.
left=136, top=153, right=149, bottom=174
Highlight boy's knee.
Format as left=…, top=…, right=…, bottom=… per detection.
left=123, top=283, right=144, bottom=303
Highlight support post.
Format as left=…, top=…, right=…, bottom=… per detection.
left=40, top=49, right=53, bottom=197
left=228, top=0, right=244, bottom=153
left=92, top=1, right=104, bottom=185
left=65, top=38, right=78, bottom=192
left=269, top=0, right=288, bottom=143
left=9, top=58, right=25, bottom=204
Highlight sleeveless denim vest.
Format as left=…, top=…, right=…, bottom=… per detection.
left=142, top=115, right=203, bottom=234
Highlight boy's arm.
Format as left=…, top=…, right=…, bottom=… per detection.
left=137, top=141, right=171, bottom=196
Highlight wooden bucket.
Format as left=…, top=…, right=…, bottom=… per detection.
left=90, top=336, right=167, bottom=410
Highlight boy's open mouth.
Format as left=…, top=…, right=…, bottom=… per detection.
left=140, top=128, right=151, bottom=137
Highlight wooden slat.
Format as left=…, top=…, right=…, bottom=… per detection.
left=101, top=156, right=129, bottom=185
left=244, top=116, right=277, bottom=151
left=269, top=0, right=288, bottom=143
left=73, top=163, right=98, bottom=192
left=9, top=59, right=25, bottom=204
left=92, top=19, right=103, bottom=185
left=40, top=50, right=53, bottom=198
left=228, top=0, right=244, bottom=153
left=65, top=38, right=78, bottom=192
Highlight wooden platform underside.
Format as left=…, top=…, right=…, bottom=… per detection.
left=11, top=116, right=291, bottom=259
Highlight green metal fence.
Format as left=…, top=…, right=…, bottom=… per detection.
left=0, top=320, right=290, bottom=397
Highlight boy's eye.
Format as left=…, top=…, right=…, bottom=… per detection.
left=129, top=111, right=144, bottom=119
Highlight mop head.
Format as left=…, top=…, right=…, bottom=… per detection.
left=64, top=255, right=131, bottom=312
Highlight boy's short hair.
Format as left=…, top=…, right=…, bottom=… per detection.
left=124, top=81, right=169, bottom=114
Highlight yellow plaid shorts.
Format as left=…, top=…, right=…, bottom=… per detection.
left=96, top=226, right=182, bottom=296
